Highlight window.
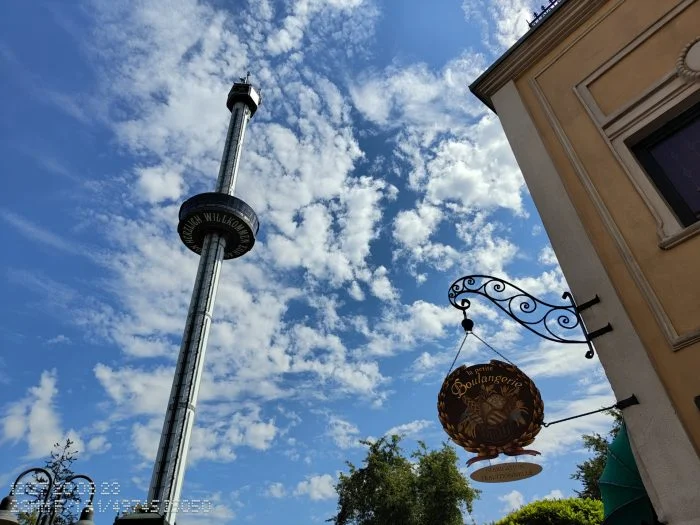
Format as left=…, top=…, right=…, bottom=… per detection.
left=632, top=101, right=700, bottom=227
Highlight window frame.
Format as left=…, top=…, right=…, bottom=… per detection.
left=631, top=101, right=700, bottom=228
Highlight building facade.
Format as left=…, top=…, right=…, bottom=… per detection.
left=470, top=1, right=700, bottom=523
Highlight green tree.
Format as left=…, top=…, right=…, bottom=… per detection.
left=413, top=442, right=480, bottom=525
left=571, top=409, right=623, bottom=500
left=329, top=435, right=480, bottom=525
left=19, top=439, right=83, bottom=525
left=17, top=510, right=40, bottom=525
left=492, top=497, right=603, bottom=525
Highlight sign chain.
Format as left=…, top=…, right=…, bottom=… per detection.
left=470, top=331, right=517, bottom=367
left=446, top=332, right=470, bottom=376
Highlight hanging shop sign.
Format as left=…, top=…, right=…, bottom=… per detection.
left=437, top=360, right=544, bottom=478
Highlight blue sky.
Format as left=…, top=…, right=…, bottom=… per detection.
left=0, top=1, right=616, bottom=523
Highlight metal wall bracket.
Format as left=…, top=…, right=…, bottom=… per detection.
left=616, top=394, right=640, bottom=410
left=587, top=323, right=613, bottom=340
left=575, top=294, right=600, bottom=313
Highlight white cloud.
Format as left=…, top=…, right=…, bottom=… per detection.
left=285, top=325, right=387, bottom=400
left=46, top=334, right=71, bottom=345
left=393, top=198, right=524, bottom=280
left=349, top=38, right=527, bottom=282
left=368, top=265, right=394, bottom=301
left=131, top=406, right=278, bottom=465
left=132, top=418, right=162, bottom=463
left=421, top=116, right=524, bottom=214
left=499, top=489, right=525, bottom=512
left=350, top=59, right=514, bottom=291
left=359, top=299, right=484, bottom=359
left=94, top=364, right=173, bottom=416
left=538, top=246, right=558, bottom=266
left=348, top=281, right=365, bottom=301
left=135, top=164, right=185, bottom=203
left=339, top=176, right=386, bottom=266
left=518, top=340, right=601, bottom=379
left=462, top=0, right=535, bottom=53
left=294, top=474, right=336, bottom=500
left=265, top=0, right=367, bottom=55
left=350, top=54, right=485, bottom=131
left=384, top=420, right=432, bottom=438
left=265, top=482, right=286, bottom=498
left=192, top=407, right=278, bottom=463
left=509, top=268, right=568, bottom=299
left=326, top=415, right=362, bottom=449
left=407, top=350, right=458, bottom=382
left=86, top=435, right=112, bottom=454
left=234, top=414, right=278, bottom=450
left=267, top=203, right=356, bottom=284
left=0, top=370, right=80, bottom=459
left=542, top=489, right=564, bottom=500
left=393, top=203, right=443, bottom=247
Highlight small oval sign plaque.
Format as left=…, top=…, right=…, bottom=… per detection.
left=470, top=462, right=542, bottom=483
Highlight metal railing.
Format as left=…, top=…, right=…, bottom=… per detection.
left=527, top=0, right=566, bottom=28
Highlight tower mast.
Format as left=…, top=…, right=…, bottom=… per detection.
left=147, top=77, right=260, bottom=525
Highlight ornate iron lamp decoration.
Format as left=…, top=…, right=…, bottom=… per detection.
left=0, top=469, right=95, bottom=525
left=448, top=274, right=612, bottom=359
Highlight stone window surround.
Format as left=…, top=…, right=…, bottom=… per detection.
left=573, top=0, right=700, bottom=249
left=577, top=72, right=700, bottom=249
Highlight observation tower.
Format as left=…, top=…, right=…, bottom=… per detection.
left=146, top=75, right=260, bottom=525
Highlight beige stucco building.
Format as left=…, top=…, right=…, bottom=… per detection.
left=470, top=0, right=700, bottom=523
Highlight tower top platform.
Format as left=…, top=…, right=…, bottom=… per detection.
left=226, top=76, right=261, bottom=115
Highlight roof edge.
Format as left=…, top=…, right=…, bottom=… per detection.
left=469, top=0, right=607, bottom=112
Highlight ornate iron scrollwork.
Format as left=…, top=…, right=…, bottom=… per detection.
left=448, top=275, right=609, bottom=359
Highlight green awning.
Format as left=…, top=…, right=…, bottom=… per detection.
left=599, top=424, right=657, bottom=525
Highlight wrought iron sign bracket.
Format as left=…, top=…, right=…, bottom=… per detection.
left=449, top=275, right=613, bottom=359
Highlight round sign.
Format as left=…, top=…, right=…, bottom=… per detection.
left=470, top=462, right=542, bottom=483
left=437, top=360, right=544, bottom=461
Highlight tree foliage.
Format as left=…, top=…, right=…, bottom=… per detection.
left=329, top=435, right=480, bottom=525
left=571, top=409, right=623, bottom=500
left=492, top=497, right=603, bottom=525
left=17, top=510, right=40, bottom=525
left=18, top=439, right=83, bottom=525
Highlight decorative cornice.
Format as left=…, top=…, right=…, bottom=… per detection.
left=470, top=0, right=608, bottom=112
